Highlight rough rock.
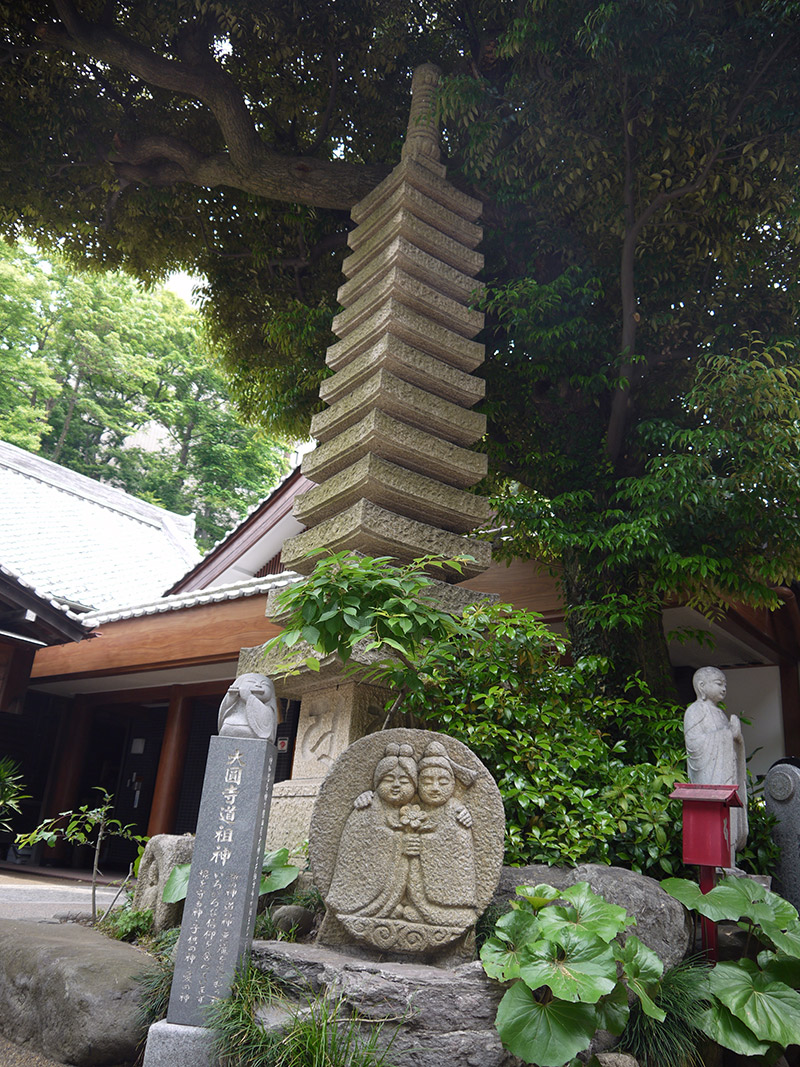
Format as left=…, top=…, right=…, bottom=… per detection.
left=251, top=940, right=522, bottom=1067
left=133, top=833, right=194, bottom=934
left=271, top=904, right=316, bottom=938
left=594, top=1054, right=641, bottom=1067
left=0, top=918, right=159, bottom=1066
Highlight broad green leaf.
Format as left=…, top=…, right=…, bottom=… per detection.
left=518, top=929, right=617, bottom=1003
left=615, top=936, right=666, bottom=1021
left=542, top=881, right=632, bottom=942
left=757, top=919, right=800, bottom=956
left=759, top=951, right=800, bottom=988
left=700, top=1001, right=773, bottom=1057
left=495, top=980, right=597, bottom=1066
left=263, top=847, right=290, bottom=869
left=709, top=959, right=800, bottom=1046
left=481, top=908, right=542, bottom=981
left=514, top=884, right=562, bottom=911
left=595, top=982, right=630, bottom=1036
left=259, top=864, right=298, bottom=896
left=162, top=863, right=191, bottom=904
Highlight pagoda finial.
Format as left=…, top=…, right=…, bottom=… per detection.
left=401, top=63, right=443, bottom=171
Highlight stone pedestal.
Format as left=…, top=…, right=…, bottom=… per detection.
left=765, top=760, right=800, bottom=913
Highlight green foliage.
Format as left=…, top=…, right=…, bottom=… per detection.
left=663, top=874, right=800, bottom=1057
left=0, top=242, right=290, bottom=547
left=0, top=756, right=28, bottom=835
left=403, top=600, right=686, bottom=874
left=99, top=903, right=154, bottom=943
left=619, top=958, right=710, bottom=1067
left=135, top=930, right=178, bottom=1029
left=481, top=881, right=664, bottom=1066
left=16, top=787, right=146, bottom=923
left=208, top=956, right=400, bottom=1067
left=162, top=848, right=299, bottom=906
left=265, top=551, right=472, bottom=688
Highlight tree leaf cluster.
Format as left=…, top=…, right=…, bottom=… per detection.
left=0, top=241, right=290, bottom=546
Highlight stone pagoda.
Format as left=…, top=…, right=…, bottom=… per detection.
left=242, top=64, right=491, bottom=848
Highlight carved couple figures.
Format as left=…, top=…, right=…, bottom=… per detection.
left=684, top=666, right=748, bottom=864
left=310, top=729, right=505, bottom=957
left=326, top=740, right=478, bottom=929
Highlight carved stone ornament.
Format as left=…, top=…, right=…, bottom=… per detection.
left=309, top=728, right=505, bottom=956
left=217, top=672, right=278, bottom=742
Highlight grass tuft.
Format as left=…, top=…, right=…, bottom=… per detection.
left=619, top=957, right=711, bottom=1067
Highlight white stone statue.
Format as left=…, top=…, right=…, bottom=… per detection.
left=684, top=666, right=748, bottom=864
left=217, top=673, right=278, bottom=742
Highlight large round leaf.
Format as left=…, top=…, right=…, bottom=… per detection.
left=518, top=929, right=617, bottom=1003
left=514, top=884, right=562, bottom=911
left=700, top=1001, right=773, bottom=1058
left=495, top=980, right=597, bottom=1066
left=481, top=908, right=543, bottom=981
left=539, top=881, right=632, bottom=943
left=614, top=935, right=666, bottom=1021
left=709, top=959, right=800, bottom=1046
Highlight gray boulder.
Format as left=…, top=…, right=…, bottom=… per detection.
left=0, top=918, right=158, bottom=1066
left=133, top=833, right=194, bottom=934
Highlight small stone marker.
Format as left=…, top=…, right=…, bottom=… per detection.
left=164, top=674, right=278, bottom=1028
left=310, top=728, right=504, bottom=963
left=765, top=760, right=800, bottom=913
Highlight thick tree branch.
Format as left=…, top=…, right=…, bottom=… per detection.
left=39, top=1, right=389, bottom=210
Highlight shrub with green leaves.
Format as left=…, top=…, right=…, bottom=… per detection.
left=404, top=602, right=687, bottom=875
left=0, top=756, right=27, bottom=835
left=99, top=903, right=153, bottom=943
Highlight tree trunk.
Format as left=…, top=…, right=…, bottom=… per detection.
left=561, top=549, right=678, bottom=704
left=50, top=371, right=82, bottom=463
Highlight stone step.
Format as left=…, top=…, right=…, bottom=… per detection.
left=292, top=453, right=491, bottom=533
left=332, top=266, right=484, bottom=341
left=343, top=205, right=483, bottom=279
left=319, top=334, right=484, bottom=409
left=351, top=157, right=483, bottom=226
left=310, top=368, right=486, bottom=448
left=280, top=498, right=491, bottom=578
left=349, top=181, right=482, bottom=256
left=327, top=300, right=484, bottom=374
left=338, top=234, right=482, bottom=308
left=302, top=409, right=488, bottom=489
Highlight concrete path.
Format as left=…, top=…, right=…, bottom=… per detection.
left=0, top=869, right=120, bottom=921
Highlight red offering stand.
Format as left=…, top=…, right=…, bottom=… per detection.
left=669, top=783, right=743, bottom=960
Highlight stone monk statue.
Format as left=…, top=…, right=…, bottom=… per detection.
left=684, top=666, right=748, bottom=864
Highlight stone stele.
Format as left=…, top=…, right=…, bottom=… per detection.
left=309, top=728, right=504, bottom=962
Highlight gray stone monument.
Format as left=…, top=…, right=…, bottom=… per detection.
left=684, top=665, right=748, bottom=866
left=765, top=760, right=800, bottom=914
left=133, top=834, right=195, bottom=935
left=143, top=674, right=279, bottom=1066
left=309, top=727, right=504, bottom=964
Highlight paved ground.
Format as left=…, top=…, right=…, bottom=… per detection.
left=0, top=868, right=121, bottom=921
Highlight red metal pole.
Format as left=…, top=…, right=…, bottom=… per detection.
left=699, top=863, right=718, bottom=961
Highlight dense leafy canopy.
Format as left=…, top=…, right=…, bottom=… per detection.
left=0, top=242, right=290, bottom=546
left=2, top=1, right=800, bottom=683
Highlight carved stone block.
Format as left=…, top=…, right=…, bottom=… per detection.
left=309, top=729, right=504, bottom=963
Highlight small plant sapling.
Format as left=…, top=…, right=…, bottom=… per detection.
left=15, top=787, right=145, bottom=923
left=0, top=756, right=28, bottom=835
left=663, top=874, right=800, bottom=1058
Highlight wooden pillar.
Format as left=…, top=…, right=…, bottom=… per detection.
left=46, top=697, right=91, bottom=816
left=147, top=687, right=192, bottom=836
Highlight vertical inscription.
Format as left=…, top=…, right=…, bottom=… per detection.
left=167, top=737, right=277, bottom=1027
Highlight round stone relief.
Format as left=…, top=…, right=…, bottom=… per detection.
left=767, top=768, right=796, bottom=802
left=309, top=728, right=505, bottom=954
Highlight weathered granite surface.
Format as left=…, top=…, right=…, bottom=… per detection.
left=134, top=833, right=195, bottom=934
left=310, top=728, right=504, bottom=963
left=0, top=918, right=158, bottom=1066
left=250, top=940, right=522, bottom=1067
left=765, top=760, right=800, bottom=913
